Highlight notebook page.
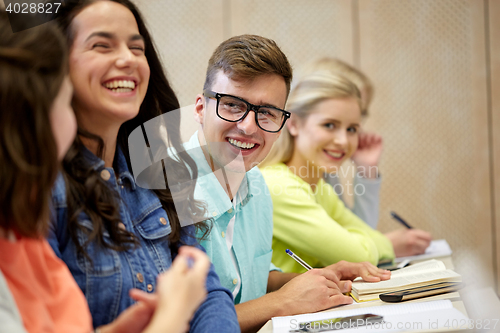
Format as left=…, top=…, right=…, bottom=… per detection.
left=272, top=300, right=454, bottom=332
left=353, top=260, right=446, bottom=283
left=390, top=260, right=446, bottom=278
left=353, top=269, right=460, bottom=293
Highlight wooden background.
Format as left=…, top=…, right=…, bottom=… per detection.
left=132, top=0, right=499, bottom=295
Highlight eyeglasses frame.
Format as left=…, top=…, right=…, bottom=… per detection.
left=203, top=89, right=291, bottom=133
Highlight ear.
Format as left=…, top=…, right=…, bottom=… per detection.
left=287, top=114, right=300, bottom=137
left=193, top=94, right=205, bottom=125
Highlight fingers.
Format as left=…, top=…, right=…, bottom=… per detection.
left=329, top=294, right=353, bottom=307
left=178, top=246, right=211, bottom=278
left=407, top=229, right=432, bottom=253
left=314, top=268, right=341, bottom=284
left=129, top=289, right=158, bottom=307
left=411, top=229, right=433, bottom=242
left=358, top=263, right=391, bottom=282
left=337, top=280, right=352, bottom=293
left=357, top=132, right=382, bottom=149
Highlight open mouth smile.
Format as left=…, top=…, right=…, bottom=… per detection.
left=103, top=79, right=137, bottom=93
left=228, top=138, right=258, bottom=150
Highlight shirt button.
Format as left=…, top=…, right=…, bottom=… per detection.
left=159, top=217, right=167, bottom=225
left=100, top=169, right=111, bottom=181
left=118, top=223, right=126, bottom=230
left=147, top=284, right=153, bottom=292
left=232, top=278, right=238, bottom=285
left=227, top=208, right=233, bottom=214
left=221, top=231, right=225, bottom=238
left=212, top=211, right=217, bottom=217
left=136, top=273, right=144, bottom=283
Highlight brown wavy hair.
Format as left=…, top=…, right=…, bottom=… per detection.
left=0, top=10, right=67, bottom=237
left=53, top=0, right=207, bottom=258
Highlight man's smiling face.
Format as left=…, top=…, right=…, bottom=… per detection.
left=194, top=70, right=287, bottom=172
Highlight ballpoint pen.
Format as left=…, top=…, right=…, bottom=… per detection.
left=390, top=211, right=413, bottom=229
left=285, top=249, right=313, bottom=271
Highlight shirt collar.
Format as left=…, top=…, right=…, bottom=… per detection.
left=81, top=144, right=136, bottom=190
left=185, top=132, right=252, bottom=218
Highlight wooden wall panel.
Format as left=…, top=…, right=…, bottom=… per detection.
left=133, top=0, right=225, bottom=108
left=488, top=0, right=500, bottom=295
left=358, top=0, right=494, bottom=287
left=229, top=0, right=354, bottom=74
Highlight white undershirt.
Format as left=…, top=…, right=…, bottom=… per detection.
left=225, top=196, right=241, bottom=298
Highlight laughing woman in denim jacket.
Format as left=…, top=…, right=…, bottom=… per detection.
left=46, top=1, right=239, bottom=332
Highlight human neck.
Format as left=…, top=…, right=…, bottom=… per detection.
left=285, top=153, right=322, bottom=190
left=80, top=128, right=120, bottom=168
left=198, top=132, right=245, bottom=200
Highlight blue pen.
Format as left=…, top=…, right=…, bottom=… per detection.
left=390, top=211, right=413, bottom=229
left=286, top=249, right=313, bottom=271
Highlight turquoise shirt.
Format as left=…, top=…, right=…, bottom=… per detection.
left=186, top=133, right=278, bottom=304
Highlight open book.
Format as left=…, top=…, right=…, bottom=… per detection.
left=351, top=259, right=461, bottom=302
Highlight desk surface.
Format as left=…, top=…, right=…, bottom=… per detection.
left=257, top=256, right=467, bottom=333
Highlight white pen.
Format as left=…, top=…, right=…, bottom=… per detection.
left=396, top=259, right=411, bottom=269
left=285, top=249, right=313, bottom=270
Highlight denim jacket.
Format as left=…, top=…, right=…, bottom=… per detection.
left=47, top=147, right=240, bottom=332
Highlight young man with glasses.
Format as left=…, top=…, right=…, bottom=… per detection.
left=187, top=35, right=390, bottom=332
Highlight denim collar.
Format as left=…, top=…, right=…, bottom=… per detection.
left=81, top=145, right=136, bottom=190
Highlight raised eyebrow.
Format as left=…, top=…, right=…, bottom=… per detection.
left=85, top=32, right=144, bottom=43
left=86, top=31, right=115, bottom=42
left=130, top=34, right=144, bottom=43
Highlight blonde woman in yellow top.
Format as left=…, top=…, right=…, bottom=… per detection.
left=260, top=70, right=429, bottom=273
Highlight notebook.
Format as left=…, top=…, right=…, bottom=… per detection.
left=351, top=259, right=461, bottom=302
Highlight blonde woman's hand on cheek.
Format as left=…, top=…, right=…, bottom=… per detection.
left=385, top=229, right=433, bottom=257
left=351, top=132, right=383, bottom=179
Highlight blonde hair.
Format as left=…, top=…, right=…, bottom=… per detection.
left=295, top=58, right=373, bottom=116
left=261, top=71, right=361, bottom=167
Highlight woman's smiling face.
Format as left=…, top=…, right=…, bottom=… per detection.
left=288, top=97, right=361, bottom=174
left=68, top=1, right=150, bottom=129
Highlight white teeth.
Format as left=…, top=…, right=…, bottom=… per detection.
left=326, top=151, right=343, bottom=158
left=104, top=80, right=136, bottom=90
left=228, top=138, right=256, bottom=149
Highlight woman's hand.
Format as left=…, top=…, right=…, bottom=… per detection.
left=351, top=132, right=383, bottom=178
left=385, top=229, right=433, bottom=257
left=141, top=246, right=210, bottom=333
left=100, top=246, right=210, bottom=333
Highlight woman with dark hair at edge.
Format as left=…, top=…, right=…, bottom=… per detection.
left=46, top=0, right=239, bottom=331
left=0, top=9, right=212, bottom=333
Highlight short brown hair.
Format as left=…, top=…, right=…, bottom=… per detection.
left=0, top=10, right=67, bottom=237
left=203, top=34, right=293, bottom=96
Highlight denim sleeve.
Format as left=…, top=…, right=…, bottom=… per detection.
left=189, top=262, right=240, bottom=333
left=181, top=233, right=240, bottom=333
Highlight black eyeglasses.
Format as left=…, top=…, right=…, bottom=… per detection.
left=203, top=90, right=290, bottom=133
